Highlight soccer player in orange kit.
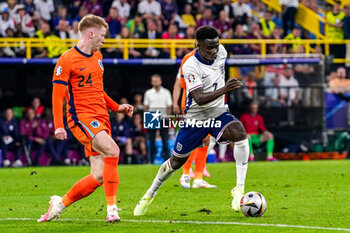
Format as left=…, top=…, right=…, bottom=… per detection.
left=38, top=15, right=133, bottom=223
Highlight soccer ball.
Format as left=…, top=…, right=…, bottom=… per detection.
left=240, top=191, right=267, bottom=217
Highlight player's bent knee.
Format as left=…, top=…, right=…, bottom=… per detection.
left=234, top=138, right=249, bottom=148
left=231, top=130, right=247, bottom=142
left=224, top=122, right=247, bottom=142
left=103, top=143, right=120, bottom=157
left=169, top=155, right=188, bottom=170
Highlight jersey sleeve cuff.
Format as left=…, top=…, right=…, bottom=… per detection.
left=113, top=104, right=120, bottom=112
left=54, top=126, right=64, bottom=130
left=53, top=80, right=68, bottom=86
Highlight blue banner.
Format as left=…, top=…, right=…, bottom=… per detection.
left=0, top=57, right=322, bottom=66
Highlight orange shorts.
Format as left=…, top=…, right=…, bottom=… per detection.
left=68, top=116, right=111, bottom=157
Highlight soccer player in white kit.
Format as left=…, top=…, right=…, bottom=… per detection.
left=134, top=26, right=250, bottom=216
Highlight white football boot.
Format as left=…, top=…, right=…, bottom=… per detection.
left=192, top=179, right=217, bottom=188
left=37, top=195, right=65, bottom=222
left=134, top=194, right=154, bottom=216
left=179, top=174, right=191, bottom=189
left=106, top=205, right=120, bottom=223
left=231, top=187, right=244, bottom=212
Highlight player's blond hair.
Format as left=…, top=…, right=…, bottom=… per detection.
left=78, top=14, right=109, bottom=33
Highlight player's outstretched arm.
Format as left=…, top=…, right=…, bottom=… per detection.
left=52, top=84, right=68, bottom=140
left=103, top=91, right=120, bottom=112
left=103, top=91, right=134, bottom=117
left=191, top=78, right=243, bottom=106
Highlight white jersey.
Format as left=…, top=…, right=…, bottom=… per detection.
left=181, top=44, right=227, bottom=121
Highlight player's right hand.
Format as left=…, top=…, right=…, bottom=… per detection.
left=118, top=104, right=134, bottom=117
left=225, top=78, right=243, bottom=93
left=55, top=128, right=67, bottom=140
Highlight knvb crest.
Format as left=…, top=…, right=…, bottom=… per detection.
left=143, top=110, right=161, bottom=129
left=90, top=120, right=100, bottom=128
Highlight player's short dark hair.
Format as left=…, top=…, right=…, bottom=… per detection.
left=195, top=26, right=219, bottom=42
left=334, top=0, right=341, bottom=5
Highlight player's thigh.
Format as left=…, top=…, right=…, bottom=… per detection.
left=89, top=154, right=104, bottom=183
left=211, top=112, right=246, bottom=143
left=70, top=124, right=97, bottom=158
left=220, top=121, right=246, bottom=142
left=92, top=130, right=120, bottom=157
left=173, top=126, right=209, bottom=158
left=69, top=116, right=113, bottom=157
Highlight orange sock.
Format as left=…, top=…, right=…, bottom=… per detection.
left=183, top=149, right=198, bottom=175
left=103, top=157, right=119, bottom=206
left=62, top=174, right=102, bottom=207
left=194, top=146, right=208, bottom=179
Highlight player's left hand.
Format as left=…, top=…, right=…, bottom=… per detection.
left=118, top=104, right=134, bottom=117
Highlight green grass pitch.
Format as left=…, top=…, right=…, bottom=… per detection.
left=0, top=160, right=349, bottom=233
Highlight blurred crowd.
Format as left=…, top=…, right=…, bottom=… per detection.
left=0, top=96, right=148, bottom=167
left=0, top=0, right=348, bottom=59
left=231, top=63, right=324, bottom=108
left=0, top=64, right=325, bottom=167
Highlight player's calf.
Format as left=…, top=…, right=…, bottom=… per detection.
left=134, top=153, right=192, bottom=216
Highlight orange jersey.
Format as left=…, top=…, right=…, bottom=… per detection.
left=179, top=50, right=196, bottom=111
left=52, top=46, right=119, bottom=129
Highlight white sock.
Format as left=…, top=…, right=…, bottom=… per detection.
left=234, top=138, right=249, bottom=192
left=107, top=204, right=117, bottom=212
left=146, top=159, right=174, bottom=198
left=58, top=200, right=66, bottom=211
left=219, top=143, right=228, bottom=159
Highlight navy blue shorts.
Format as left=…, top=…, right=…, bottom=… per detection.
left=173, top=112, right=238, bottom=157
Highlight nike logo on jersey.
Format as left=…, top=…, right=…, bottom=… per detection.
left=80, top=67, right=87, bottom=71
left=202, top=75, right=209, bottom=79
